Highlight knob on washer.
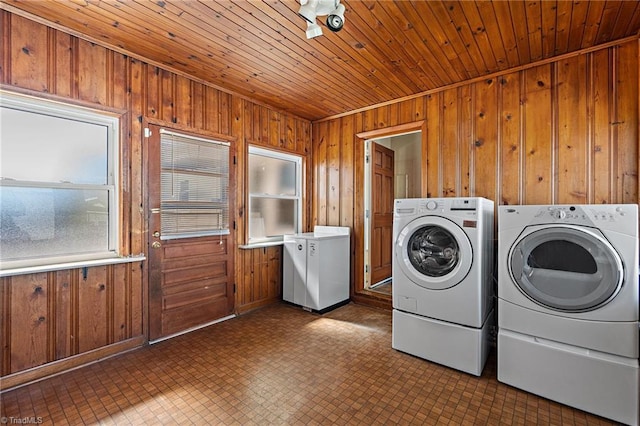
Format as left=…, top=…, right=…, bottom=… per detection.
left=552, top=209, right=566, bottom=219
left=426, top=200, right=438, bottom=210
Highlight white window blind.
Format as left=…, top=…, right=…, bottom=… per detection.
left=160, top=129, right=230, bottom=239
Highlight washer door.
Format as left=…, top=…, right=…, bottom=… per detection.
left=509, top=225, right=623, bottom=312
left=396, top=216, right=473, bottom=290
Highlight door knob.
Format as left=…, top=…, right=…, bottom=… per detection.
left=151, top=241, right=161, bottom=249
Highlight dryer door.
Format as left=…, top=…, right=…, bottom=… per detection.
left=509, top=225, right=624, bottom=312
left=395, top=216, right=473, bottom=290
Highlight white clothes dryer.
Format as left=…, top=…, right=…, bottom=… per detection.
left=497, top=204, right=639, bottom=426
left=392, top=197, right=494, bottom=376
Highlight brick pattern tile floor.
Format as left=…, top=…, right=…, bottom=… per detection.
left=1, top=303, right=616, bottom=425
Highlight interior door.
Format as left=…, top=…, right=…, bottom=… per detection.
left=146, top=124, right=235, bottom=341
left=370, top=142, right=394, bottom=285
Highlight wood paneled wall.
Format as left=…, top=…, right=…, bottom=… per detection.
left=0, top=264, right=142, bottom=377
left=1, top=11, right=311, bottom=384
left=312, top=39, right=639, bottom=306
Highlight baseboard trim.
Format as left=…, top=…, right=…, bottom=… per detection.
left=1, top=336, right=146, bottom=393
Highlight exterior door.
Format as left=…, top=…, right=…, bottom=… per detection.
left=370, top=142, right=394, bottom=285
left=146, top=123, right=235, bottom=341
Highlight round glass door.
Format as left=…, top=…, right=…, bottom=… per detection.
left=408, top=226, right=459, bottom=277
left=396, top=216, right=472, bottom=290
left=509, top=225, right=623, bottom=312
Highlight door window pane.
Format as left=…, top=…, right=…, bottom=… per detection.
left=160, top=130, right=229, bottom=239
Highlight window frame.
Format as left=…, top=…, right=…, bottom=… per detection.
left=246, top=145, right=303, bottom=245
left=0, top=90, right=121, bottom=271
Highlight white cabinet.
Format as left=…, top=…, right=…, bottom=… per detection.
left=283, top=226, right=350, bottom=312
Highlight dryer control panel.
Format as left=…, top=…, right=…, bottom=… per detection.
left=504, top=204, right=639, bottom=235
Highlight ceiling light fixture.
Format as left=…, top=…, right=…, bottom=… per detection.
left=298, top=0, right=345, bottom=39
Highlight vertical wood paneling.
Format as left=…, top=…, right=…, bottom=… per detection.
left=77, top=40, right=108, bottom=105
left=340, top=116, right=355, bottom=228
left=312, top=39, right=639, bottom=308
left=592, top=49, right=613, bottom=204
left=557, top=55, right=588, bottom=204
left=614, top=42, right=639, bottom=203
left=327, top=120, right=341, bottom=225
left=174, top=74, right=192, bottom=126
left=129, top=262, right=143, bottom=337
left=499, top=72, right=523, bottom=205
left=2, top=10, right=312, bottom=382
left=54, top=270, right=72, bottom=360
left=9, top=274, right=49, bottom=373
left=53, top=31, right=73, bottom=97
left=0, top=278, right=8, bottom=373
left=523, top=64, right=553, bottom=204
left=314, top=121, right=329, bottom=226
left=160, top=69, right=174, bottom=123
left=146, top=66, right=161, bottom=119
left=77, top=266, right=108, bottom=353
left=219, top=92, right=231, bottom=135
left=112, top=264, right=127, bottom=343
left=269, top=110, right=280, bottom=148
left=10, top=15, right=48, bottom=91
left=442, top=89, right=459, bottom=196
left=129, top=58, right=145, bottom=256
left=205, top=86, right=220, bottom=133
left=474, top=79, right=498, bottom=201
left=458, top=85, right=473, bottom=197
left=267, top=247, right=281, bottom=300
left=425, top=93, right=441, bottom=197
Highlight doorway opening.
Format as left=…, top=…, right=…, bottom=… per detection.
left=364, top=130, right=422, bottom=295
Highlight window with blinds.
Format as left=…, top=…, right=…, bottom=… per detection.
left=160, top=129, right=229, bottom=240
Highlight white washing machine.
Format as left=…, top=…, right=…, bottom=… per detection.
left=497, top=204, right=639, bottom=426
left=392, top=197, right=495, bottom=376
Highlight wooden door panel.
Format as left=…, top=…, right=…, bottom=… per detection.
left=162, top=301, right=230, bottom=337
left=163, top=282, right=228, bottom=310
left=146, top=123, right=235, bottom=341
left=370, top=142, right=394, bottom=285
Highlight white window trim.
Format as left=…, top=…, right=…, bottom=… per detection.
left=246, top=146, right=303, bottom=246
left=0, top=90, right=121, bottom=272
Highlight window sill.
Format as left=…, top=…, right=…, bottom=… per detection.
left=0, top=255, right=146, bottom=278
left=238, top=241, right=284, bottom=250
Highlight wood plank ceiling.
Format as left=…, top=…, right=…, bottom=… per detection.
left=4, top=1, right=640, bottom=121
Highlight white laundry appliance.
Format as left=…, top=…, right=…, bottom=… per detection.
left=283, top=226, right=350, bottom=313
left=392, top=197, right=495, bottom=376
left=497, top=204, right=639, bottom=426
